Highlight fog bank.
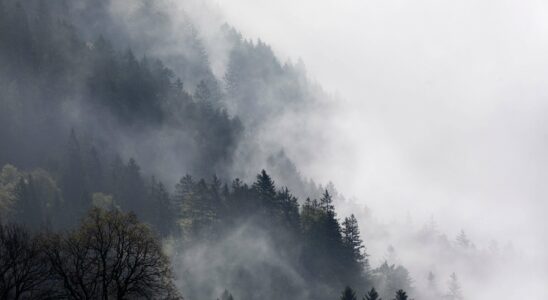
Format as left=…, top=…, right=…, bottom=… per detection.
left=213, top=0, right=548, bottom=297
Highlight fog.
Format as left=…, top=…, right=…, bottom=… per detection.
left=212, top=0, right=548, bottom=298
left=1, top=0, right=547, bottom=298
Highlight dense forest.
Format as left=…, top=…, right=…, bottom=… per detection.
left=0, top=0, right=477, bottom=299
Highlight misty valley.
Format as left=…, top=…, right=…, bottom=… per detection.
left=0, top=0, right=520, bottom=299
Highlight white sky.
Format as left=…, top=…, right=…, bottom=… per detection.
left=212, top=0, right=548, bottom=268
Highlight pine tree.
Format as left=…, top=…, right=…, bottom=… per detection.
left=393, top=289, right=408, bottom=300
left=194, top=80, right=211, bottom=102
left=12, top=176, right=42, bottom=229
left=427, top=271, right=437, bottom=293
left=456, top=230, right=470, bottom=248
left=174, top=175, right=194, bottom=220
left=448, top=272, right=463, bottom=300
left=147, top=177, right=174, bottom=236
left=253, top=170, right=276, bottom=201
left=341, top=214, right=370, bottom=288
left=373, top=261, right=412, bottom=298
left=85, top=146, right=103, bottom=193
left=319, top=189, right=334, bottom=213
left=364, top=288, right=381, bottom=300
left=276, top=187, right=300, bottom=230
left=340, top=286, right=357, bottom=300
left=342, top=214, right=366, bottom=263
left=219, top=289, right=234, bottom=300
left=252, top=170, right=278, bottom=217
left=61, top=130, right=89, bottom=221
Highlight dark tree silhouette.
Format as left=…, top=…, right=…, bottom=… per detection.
left=0, top=223, right=50, bottom=299
left=364, top=288, right=381, bottom=300
left=393, top=289, right=408, bottom=300
left=340, top=286, right=358, bottom=300
left=219, top=289, right=235, bottom=300
left=43, top=208, right=180, bottom=299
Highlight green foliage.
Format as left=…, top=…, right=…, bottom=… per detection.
left=91, top=192, right=118, bottom=211
left=0, top=165, right=21, bottom=220
left=0, top=207, right=182, bottom=299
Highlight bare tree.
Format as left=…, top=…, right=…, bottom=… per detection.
left=44, top=207, right=181, bottom=300
left=0, top=223, right=51, bottom=300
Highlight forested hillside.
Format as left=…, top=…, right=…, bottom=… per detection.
left=0, top=0, right=475, bottom=299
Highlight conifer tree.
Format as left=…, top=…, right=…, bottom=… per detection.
left=319, top=189, right=334, bottom=213
left=427, top=271, right=438, bottom=295
left=342, top=214, right=366, bottom=264
left=340, top=286, right=357, bottom=300
left=448, top=272, right=463, bottom=300
left=147, top=177, right=174, bottom=236
left=252, top=170, right=278, bottom=217
left=277, top=187, right=300, bottom=230
left=456, top=230, right=470, bottom=248
left=253, top=170, right=277, bottom=201
left=174, top=175, right=195, bottom=220
left=12, top=176, right=41, bottom=229
left=219, top=289, right=235, bottom=300
left=364, top=288, right=381, bottom=300
left=393, top=289, right=408, bottom=300
left=61, top=130, right=90, bottom=220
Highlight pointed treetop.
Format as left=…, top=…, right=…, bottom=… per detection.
left=320, top=189, right=334, bottom=213
left=364, top=287, right=381, bottom=300
left=393, top=290, right=408, bottom=300
left=340, top=286, right=357, bottom=300
left=253, top=169, right=276, bottom=199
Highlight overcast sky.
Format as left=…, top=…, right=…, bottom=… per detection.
left=212, top=0, right=548, bottom=268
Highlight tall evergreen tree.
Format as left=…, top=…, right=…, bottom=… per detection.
left=364, top=288, right=381, bottom=300
left=219, top=289, right=235, bottom=300
left=427, top=271, right=437, bottom=293
left=448, top=272, right=463, bottom=300
left=340, top=286, right=357, bottom=300
left=342, top=214, right=366, bottom=264
left=277, top=187, right=300, bottom=231
left=85, top=146, right=103, bottom=193
left=319, top=189, right=334, bottom=213
left=393, top=290, right=408, bottom=300
left=12, top=176, right=42, bottom=229
left=253, top=170, right=277, bottom=201
left=60, top=130, right=90, bottom=220
left=456, top=230, right=470, bottom=249
left=252, top=169, right=278, bottom=217
left=147, top=177, right=174, bottom=236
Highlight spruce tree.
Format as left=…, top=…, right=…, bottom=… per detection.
left=147, top=177, right=174, bottom=236
left=342, top=214, right=366, bottom=264
left=219, top=289, right=235, bottom=300
left=61, top=130, right=90, bottom=220
left=364, top=288, right=381, bottom=300
left=448, top=272, right=463, bottom=300
left=253, top=170, right=276, bottom=201
left=393, top=289, right=408, bottom=300
left=319, top=189, right=334, bottom=213
left=456, top=230, right=470, bottom=248
left=340, top=286, right=357, bottom=300
left=252, top=170, right=278, bottom=217
left=13, top=176, right=41, bottom=229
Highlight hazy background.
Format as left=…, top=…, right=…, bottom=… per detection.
left=212, top=0, right=548, bottom=297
